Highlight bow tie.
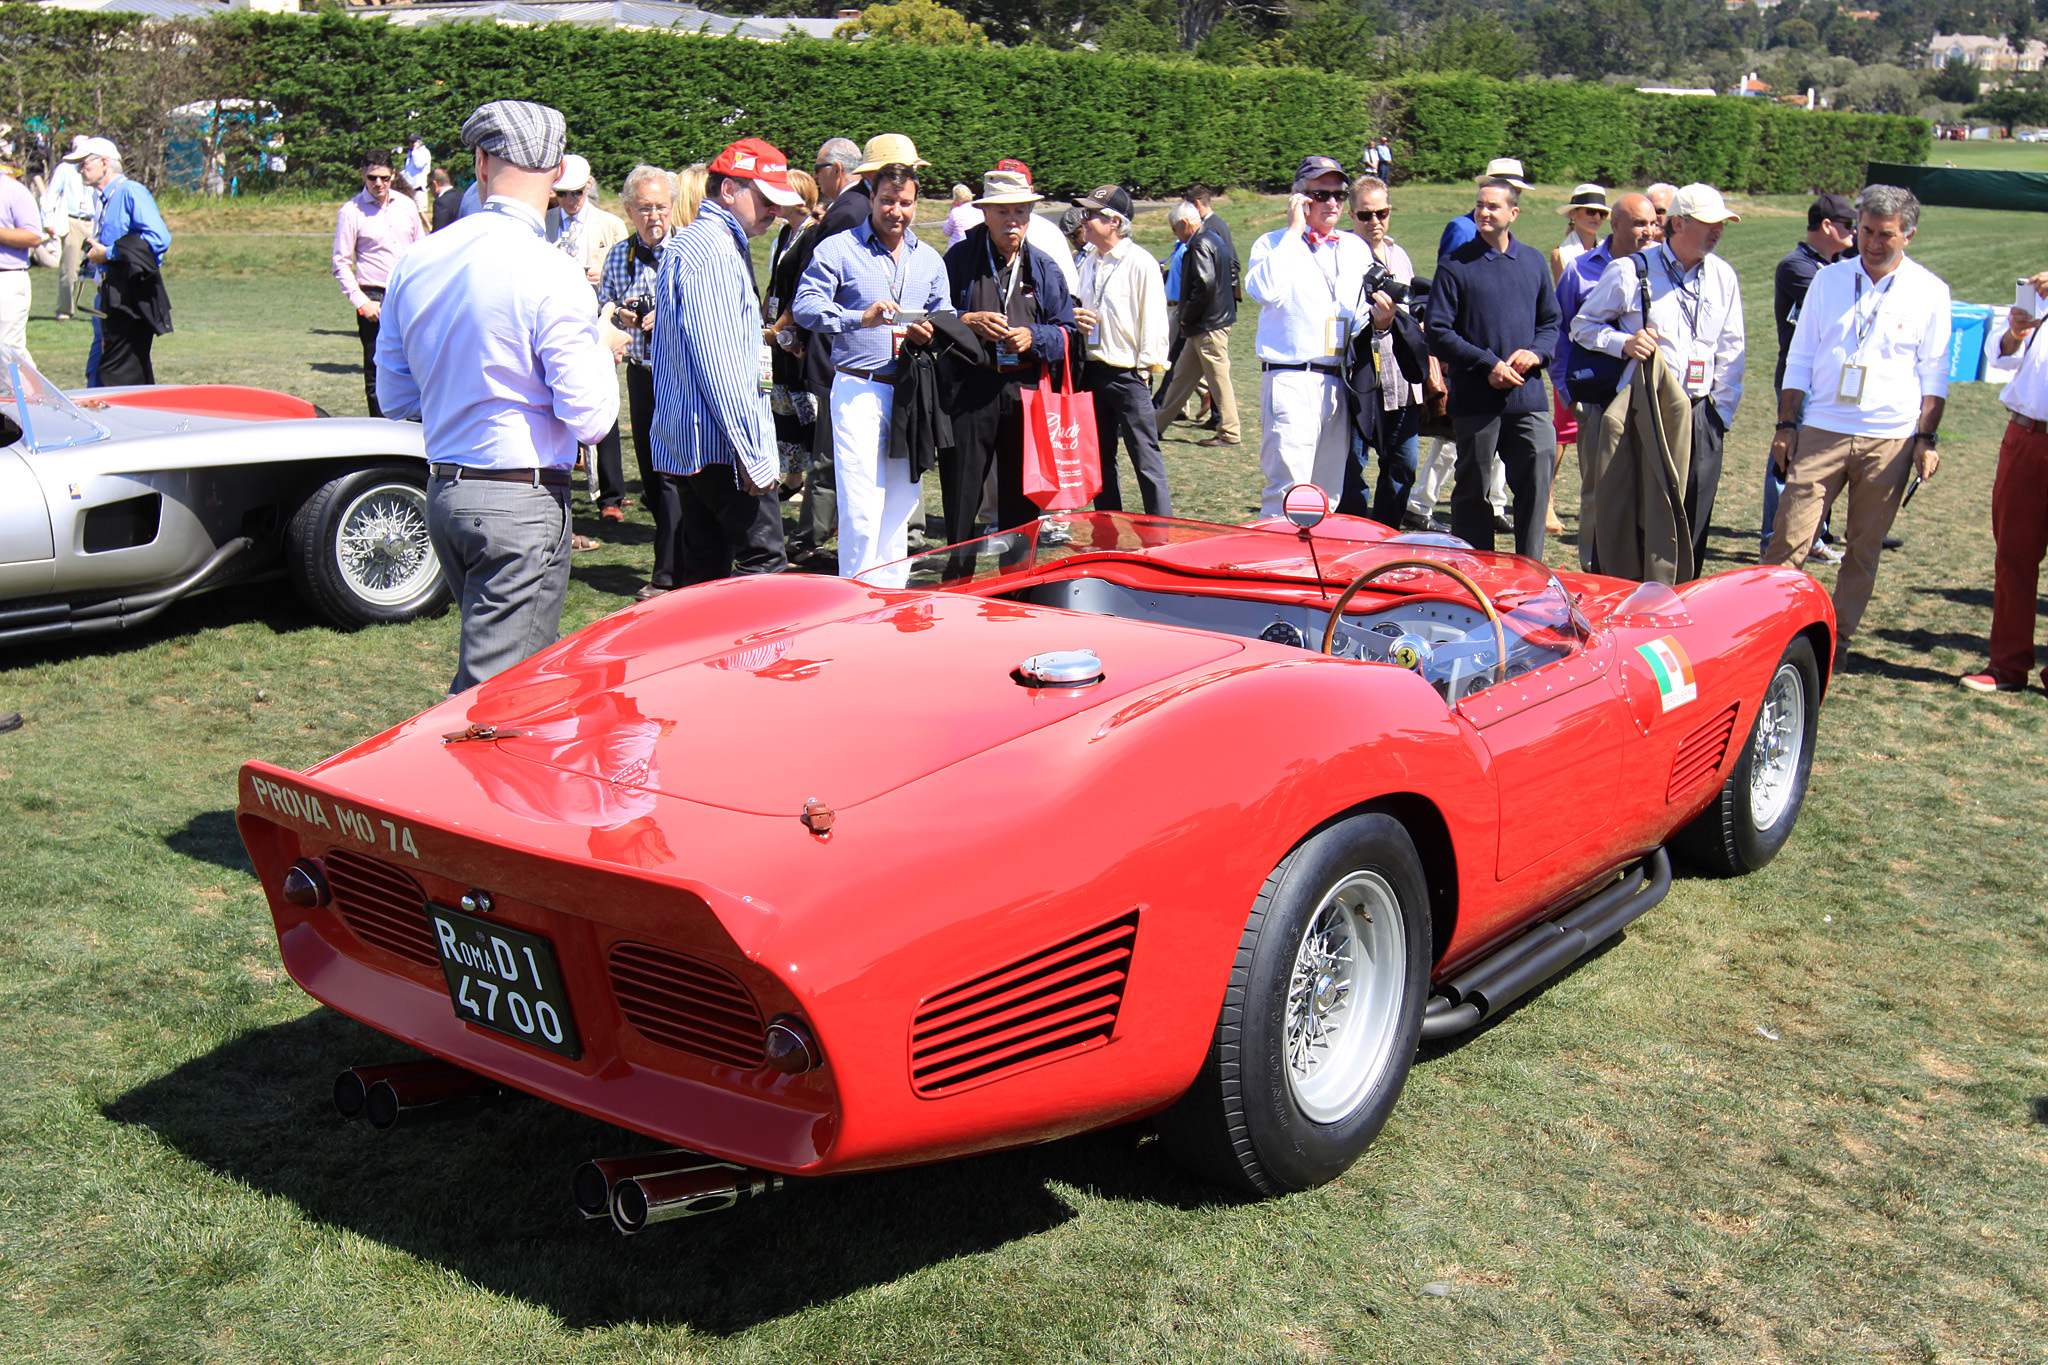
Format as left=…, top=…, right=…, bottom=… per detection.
left=1305, top=229, right=1340, bottom=247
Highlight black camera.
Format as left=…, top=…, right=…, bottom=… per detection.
left=615, top=298, right=648, bottom=327
left=1362, top=262, right=1409, bottom=305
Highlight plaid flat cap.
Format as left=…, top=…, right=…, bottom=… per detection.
left=460, top=100, right=566, bottom=173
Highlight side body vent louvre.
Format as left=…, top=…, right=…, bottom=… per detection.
left=910, top=910, right=1139, bottom=1098
left=609, top=943, right=766, bottom=1068
left=1669, top=702, right=1740, bottom=802
left=324, top=850, right=439, bottom=967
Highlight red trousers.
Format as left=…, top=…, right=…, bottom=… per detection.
left=1991, top=419, right=2048, bottom=684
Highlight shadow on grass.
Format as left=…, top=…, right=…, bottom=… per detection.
left=2033, top=1097, right=2048, bottom=1127
left=306, top=361, right=362, bottom=376
left=0, top=578, right=323, bottom=668
left=165, top=809, right=254, bottom=876
left=103, top=1008, right=1226, bottom=1332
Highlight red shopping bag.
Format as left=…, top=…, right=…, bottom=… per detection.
left=1020, top=347, right=1101, bottom=512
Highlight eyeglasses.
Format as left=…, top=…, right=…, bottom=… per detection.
left=1352, top=206, right=1391, bottom=221
left=1302, top=189, right=1346, bottom=204
left=1084, top=209, right=1117, bottom=223
left=363, top=173, right=392, bottom=183
left=559, top=187, right=586, bottom=197
left=1832, top=218, right=1856, bottom=233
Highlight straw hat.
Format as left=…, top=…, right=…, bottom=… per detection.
left=853, top=133, right=930, bottom=174
left=1556, top=183, right=1609, bottom=215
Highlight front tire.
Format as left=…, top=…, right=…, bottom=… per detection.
left=287, top=464, right=448, bottom=629
left=1157, top=812, right=1431, bottom=1196
left=1673, top=634, right=1820, bottom=875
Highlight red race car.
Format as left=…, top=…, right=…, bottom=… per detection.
left=238, top=491, right=1833, bottom=1230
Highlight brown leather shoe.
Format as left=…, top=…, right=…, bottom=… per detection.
left=1196, top=435, right=1242, bottom=447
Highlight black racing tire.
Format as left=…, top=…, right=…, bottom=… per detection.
left=286, top=463, right=448, bottom=629
left=1156, top=812, right=1431, bottom=1196
left=1672, top=634, right=1820, bottom=876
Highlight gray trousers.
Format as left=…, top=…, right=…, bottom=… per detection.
left=1451, top=411, right=1555, bottom=560
left=427, top=475, right=572, bottom=695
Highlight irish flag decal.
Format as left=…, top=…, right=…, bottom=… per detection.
left=1636, top=636, right=1698, bottom=712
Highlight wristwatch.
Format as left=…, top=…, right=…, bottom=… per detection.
left=1915, top=430, right=1939, bottom=445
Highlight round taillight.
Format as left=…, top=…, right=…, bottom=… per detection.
left=282, top=859, right=330, bottom=909
left=763, top=1016, right=822, bottom=1074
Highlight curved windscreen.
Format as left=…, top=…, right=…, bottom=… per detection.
left=1, top=346, right=109, bottom=453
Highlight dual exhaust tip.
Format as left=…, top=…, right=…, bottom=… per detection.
left=334, top=1059, right=783, bottom=1233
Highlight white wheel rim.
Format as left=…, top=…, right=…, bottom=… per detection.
left=1284, top=869, right=1408, bottom=1123
left=333, top=481, right=438, bottom=608
left=1749, top=661, right=1806, bottom=830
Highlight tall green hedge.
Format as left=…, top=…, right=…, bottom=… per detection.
left=9, top=7, right=1931, bottom=197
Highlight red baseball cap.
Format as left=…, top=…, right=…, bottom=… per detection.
left=996, top=158, right=1032, bottom=185
left=709, top=137, right=803, bottom=207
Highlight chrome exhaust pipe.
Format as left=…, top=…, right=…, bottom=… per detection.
left=609, top=1162, right=785, bottom=1234
left=333, top=1059, right=510, bottom=1129
left=571, top=1150, right=727, bottom=1221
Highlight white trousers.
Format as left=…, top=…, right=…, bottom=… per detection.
left=831, top=372, right=920, bottom=587
left=0, top=271, right=30, bottom=360
left=1409, top=437, right=1508, bottom=519
left=1258, top=368, right=1349, bottom=516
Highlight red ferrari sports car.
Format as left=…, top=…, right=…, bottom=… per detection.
left=238, top=493, right=1832, bottom=1229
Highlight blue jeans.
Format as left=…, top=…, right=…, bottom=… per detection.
left=1341, top=403, right=1422, bottom=526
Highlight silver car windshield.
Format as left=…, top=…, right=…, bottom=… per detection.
left=1, top=346, right=109, bottom=453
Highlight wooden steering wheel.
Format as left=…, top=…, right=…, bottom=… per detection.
left=1319, top=557, right=1510, bottom=685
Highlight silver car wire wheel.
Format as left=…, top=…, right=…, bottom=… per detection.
left=1284, top=869, right=1407, bottom=1123
left=1749, top=661, right=1807, bottom=830
left=333, top=480, right=437, bottom=608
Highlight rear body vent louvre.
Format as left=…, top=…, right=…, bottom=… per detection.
left=323, top=849, right=439, bottom=968
left=1669, top=702, right=1741, bottom=802
left=609, top=942, right=766, bottom=1068
left=910, top=910, right=1139, bottom=1098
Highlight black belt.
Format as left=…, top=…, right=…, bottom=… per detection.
left=2010, top=412, right=2047, bottom=433
left=835, top=364, right=895, bottom=383
left=429, top=463, right=572, bottom=487
left=1262, top=360, right=1342, bottom=374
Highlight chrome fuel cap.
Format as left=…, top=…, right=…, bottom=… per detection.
left=1015, top=649, right=1105, bottom=688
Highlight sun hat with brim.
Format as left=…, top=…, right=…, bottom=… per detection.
left=1556, top=183, right=1609, bottom=215
left=552, top=153, right=593, bottom=193
left=975, top=168, right=1040, bottom=207
left=460, top=101, right=566, bottom=173
left=709, top=137, right=804, bottom=207
left=63, top=136, right=120, bottom=163
left=1477, top=157, right=1529, bottom=189
left=1078, top=185, right=1135, bottom=222
left=854, top=133, right=930, bottom=175
left=1669, top=182, right=1740, bottom=224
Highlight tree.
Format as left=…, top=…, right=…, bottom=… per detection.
left=1274, top=0, right=1376, bottom=73
left=1413, top=14, right=1529, bottom=80
left=1096, top=0, right=1179, bottom=53
left=1774, top=16, right=1818, bottom=49
left=835, top=0, right=988, bottom=44
left=1837, top=62, right=1920, bottom=114
left=1924, top=53, right=1980, bottom=106
left=1967, top=84, right=2048, bottom=131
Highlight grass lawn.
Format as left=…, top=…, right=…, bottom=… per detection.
left=2, top=183, right=2045, bottom=1364
left=1921, top=139, right=2048, bottom=173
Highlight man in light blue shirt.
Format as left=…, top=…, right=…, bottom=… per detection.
left=38, top=136, right=95, bottom=320
left=73, top=138, right=170, bottom=387
left=793, top=155, right=950, bottom=585
left=650, top=137, right=804, bottom=585
left=375, top=100, right=623, bottom=694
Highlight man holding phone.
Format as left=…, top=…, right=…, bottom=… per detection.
left=793, top=153, right=950, bottom=584
left=1244, top=154, right=1371, bottom=515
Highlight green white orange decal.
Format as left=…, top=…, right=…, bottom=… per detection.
left=1636, top=636, right=1697, bottom=711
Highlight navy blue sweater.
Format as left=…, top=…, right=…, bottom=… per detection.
left=1427, top=234, right=1560, bottom=417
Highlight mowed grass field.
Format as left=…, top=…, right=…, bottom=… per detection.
left=1, top=179, right=2045, bottom=1364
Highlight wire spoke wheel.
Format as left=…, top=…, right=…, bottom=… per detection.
left=1284, top=869, right=1407, bottom=1123
left=1748, top=661, right=1806, bottom=831
left=333, top=481, right=435, bottom=608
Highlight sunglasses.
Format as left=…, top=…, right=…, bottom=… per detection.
left=1352, top=206, right=1391, bottom=221
left=1302, top=189, right=1346, bottom=204
left=363, top=173, right=392, bottom=183
left=559, top=187, right=587, bottom=197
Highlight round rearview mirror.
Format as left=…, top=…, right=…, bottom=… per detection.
left=1282, top=483, right=1330, bottom=531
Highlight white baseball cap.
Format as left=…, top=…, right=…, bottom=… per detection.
left=1669, top=183, right=1741, bottom=224
left=64, top=136, right=120, bottom=163
left=552, top=153, right=593, bottom=193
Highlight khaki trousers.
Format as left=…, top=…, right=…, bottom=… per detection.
left=1156, top=326, right=1239, bottom=442
left=1763, top=426, right=1913, bottom=646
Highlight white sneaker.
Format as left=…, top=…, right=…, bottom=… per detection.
left=1810, top=540, right=1843, bottom=565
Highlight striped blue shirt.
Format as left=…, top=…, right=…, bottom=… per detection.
left=649, top=200, right=775, bottom=487
left=790, top=217, right=952, bottom=377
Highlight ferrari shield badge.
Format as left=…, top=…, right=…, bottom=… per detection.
left=1635, top=636, right=1698, bottom=712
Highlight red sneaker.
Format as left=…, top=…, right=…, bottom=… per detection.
left=1959, top=672, right=2025, bottom=694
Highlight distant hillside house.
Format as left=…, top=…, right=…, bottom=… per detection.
left=1925, top=32, right=2048, bottom=72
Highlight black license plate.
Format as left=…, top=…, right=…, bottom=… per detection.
left=429, top=904, right=582, bottom=1060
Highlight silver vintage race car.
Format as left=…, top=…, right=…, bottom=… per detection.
left=0, top=346, right=446, bottom=647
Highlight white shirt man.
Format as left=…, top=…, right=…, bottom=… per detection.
left=1764, top=185, right=1948, bottom=668
left=1571, top=182, right=1745, bottom=574
left=1074, top=184, right=1172, bottom=516
left=1245, top=154, right=1372, bottom=515
left=38, top=146, right=94, bottom=321
left=545, top=154, right=627, bottom=289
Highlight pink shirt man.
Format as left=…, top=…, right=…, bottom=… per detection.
left=333, top=187, right=424, bottom=311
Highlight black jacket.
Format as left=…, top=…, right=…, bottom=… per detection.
left=784, top=184, right=873, bottom=396
left=1200, top=212, right=1240, bottom=303
left=889, top=344, right=952, bottom=480
left=432, top=187, right=462, bottom=233
left=1348, top=307, right=1430, bottom=450
left=1179, top=228, right=1236, bottom=334
left=102, top=231, right=172, bottom=336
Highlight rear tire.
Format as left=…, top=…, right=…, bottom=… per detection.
left=1673, top=635, right=1819, bottom=876
left=287, top=464, right=447, bottom=629
left=1157, top=812, right=1431, bottom=1196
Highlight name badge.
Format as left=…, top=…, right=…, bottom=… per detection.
left=890, top=324, right=907, bottom=359
left=1685, top=358, right=1706, bottom=387
left=1325, top=313, right=1352, bottom=357
left=758, top=339, right=775, bottom=395
left=1837, top=363, right=1867, bottom=405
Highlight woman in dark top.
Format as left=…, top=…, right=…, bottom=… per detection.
left=765, top=169, right=822, bottom=490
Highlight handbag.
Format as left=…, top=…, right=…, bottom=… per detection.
left=1020, top=342, right=1102, bottom=512
left=29, top=236, right=59, bottom=270
left=1563, top=251, right=1651, bottom=409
